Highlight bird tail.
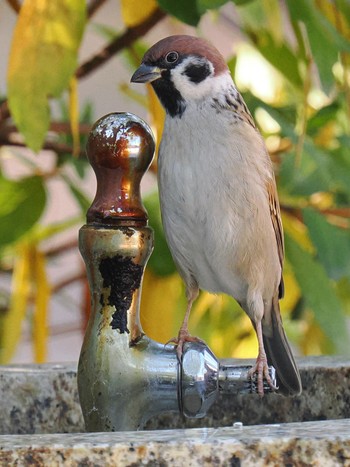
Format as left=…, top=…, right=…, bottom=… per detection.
left=262, top=295, right=302, bottom=396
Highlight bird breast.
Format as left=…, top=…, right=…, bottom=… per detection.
left=158, top=103, right=281, bottom=302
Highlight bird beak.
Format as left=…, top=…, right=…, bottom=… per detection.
left=131, top=63, right=162, bottom=83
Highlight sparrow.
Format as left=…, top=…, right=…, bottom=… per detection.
left=131, top=35, right=302, bottom=396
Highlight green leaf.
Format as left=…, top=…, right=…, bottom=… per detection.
left=303, top=208, right=350, bottom=281
left=307, top=101, right=340, bottom=136
left=285, top=233, right=350, bottom=355
left=144, top=191, right=176, bottom=276
left=232, top=0, right=257, bottom=6
left=0, top=176, right=46, bottom=246
left=337, top=0, right=350, bottom=26
left=197, top=0, right=229, bottom=15
left=7, top=0, right=87, bottom=152
left=157, top=0, right=201, bottom=26
left=92, top=23, right=118, bottom=41
left=246, top=99, right=341, bottom=197
left=327, top=138, right=350, bottom=202
left=227, top=56, right=238, bottom=77
left=62, top=175, right=91, bottom=214
left=286, top=0, right=350, bottom=92
left=281, top=160, right=323, bottom=198
left=123, top=40, right=149, bottom=70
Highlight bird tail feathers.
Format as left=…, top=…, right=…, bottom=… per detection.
left=263, top=295, right=302, bottom=396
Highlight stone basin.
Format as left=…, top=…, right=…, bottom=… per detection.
left=1, top=356, right=349, bottom=465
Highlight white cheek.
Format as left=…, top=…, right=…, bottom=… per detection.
left=171, top=71, right=215, bottom=100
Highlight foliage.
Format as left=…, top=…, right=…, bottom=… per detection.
left=1, top=0, right=350, bottom=362
left=8, top=0, right=86, bottom=152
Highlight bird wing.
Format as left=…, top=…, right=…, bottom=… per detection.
left=235, top=92, right=256, bottom=128
left=230, top=92, right=285, bottom=284
left=266, top=177, right=285, bottom=298
left=222, top=88, right=285, bottom=296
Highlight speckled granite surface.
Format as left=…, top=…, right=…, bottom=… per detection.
left=0, top=363, right=83, bottom=435
left=1, top=419, right=350, bottom=466
left=1, top=357, right=349, bottom=435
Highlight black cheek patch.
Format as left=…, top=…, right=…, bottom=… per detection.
left=183, top=63, right=211, bottom=83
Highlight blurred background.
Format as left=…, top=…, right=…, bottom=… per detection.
left=0, top=0, right=350, bottom=364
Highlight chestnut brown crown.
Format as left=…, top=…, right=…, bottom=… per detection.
left=142, top=35, right=228, bottom=76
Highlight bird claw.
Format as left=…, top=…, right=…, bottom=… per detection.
left=248, top=355, right=278, bottom=397
left=165, top=331, right=205, bottom=362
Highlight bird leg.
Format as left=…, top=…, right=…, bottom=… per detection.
left=166, top=288, right=203, bottom=361
left=248, top=320, right=278, bottom=396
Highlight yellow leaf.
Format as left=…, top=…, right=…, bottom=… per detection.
left=121, top=0, right=157, bottom=27
left=190, top=291, right=220, bottom=328
left=300, top=314, right=328, bottom=356
left=280, top=263, right=301, bottom=314
left=7, top=0, right=86, bottom=152
left=32, top=248, right=50, bottom=363
left=141, top=269, right=184, bottom=343
left=0, top=243, right=31, bottom=363
left=231, top=315, right=257, bottom=359
left=316, top=0, right=350, bottom=40
left=69, top=76, right=80, bottom=158
left=282, top=211, right=314, bottom=252
left=147, top=84, right=165, bottom=160
left=309, top=191, right=334, bottom=210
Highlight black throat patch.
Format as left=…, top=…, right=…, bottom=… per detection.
left=152, top=74, right=186, bottom=118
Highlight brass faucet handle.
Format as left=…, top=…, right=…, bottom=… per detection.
left=86, top=112, right=155, bottom=226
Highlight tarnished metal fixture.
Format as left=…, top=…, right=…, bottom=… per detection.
left=78, top=112, right=276, bottom=432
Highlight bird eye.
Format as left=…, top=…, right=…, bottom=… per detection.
left=165, top=51, right=179, bottom=64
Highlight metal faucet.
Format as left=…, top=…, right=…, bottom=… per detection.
left=77, top=112, right=276, bottom=432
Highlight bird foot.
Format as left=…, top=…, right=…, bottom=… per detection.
left=248, top=354, right=278, bottom=397
left=165, top=330, right=205, bottom=362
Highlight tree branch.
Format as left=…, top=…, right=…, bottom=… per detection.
left=45, top=239, right=78, bottom=258
left=0, top=101, right=10, bottom=124
left=87, top=0, right=108, bottom=18
left=6, top=0, right=21, bottom=14
left=0, top=121, right=93, bottom=157
left=0, top=137, right=86, bottom=158
left=76, top=7, right=166, bottom=79
left=51, top=271, right=86, bottom=295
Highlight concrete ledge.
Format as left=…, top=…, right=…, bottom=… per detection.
left=0, top=356, right=349, bottom=434
left=0, top=420, right=350, bottom=466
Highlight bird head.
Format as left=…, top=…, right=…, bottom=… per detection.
left=131, top=35, right=229, bottom=117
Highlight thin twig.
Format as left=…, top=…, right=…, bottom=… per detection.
left=76, top=8, right=166, bottom=79
left=6, top=0, right=20, bottom=14
left=51, top=271, right=86, bottom=294
left=0, top=101, right=10, bottom=124
left=50, top=121, right=92, bottom=134
left=0, top=138, right=86, bottom=158
left=87, top=0, right=108, bottom=18
left=45, top=239, right=79, bottom=258
left=0, top=122, right=92, bottom=139
left=333, top=0, right=350, bottom=134
left=295, top=22, right=312, bottom=167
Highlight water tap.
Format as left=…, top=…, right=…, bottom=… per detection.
left=77, top=112, right=276, bottom=432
